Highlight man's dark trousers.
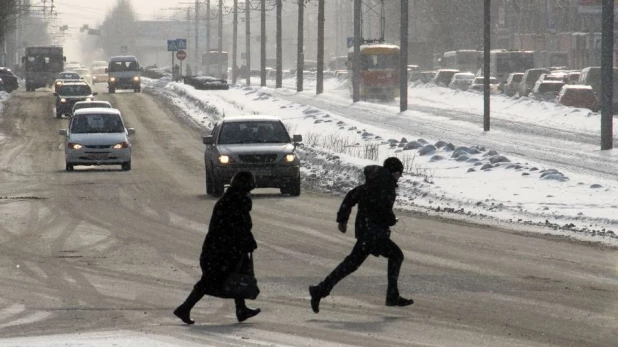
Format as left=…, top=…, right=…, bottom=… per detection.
left=317, top=236, right=404, bottom=298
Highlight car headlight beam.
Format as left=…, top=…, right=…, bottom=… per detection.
left=133, top=76, right=140, bottom=82
left=218, top=155, right=230, bottom=164
left=284, top=154, right=295, bottom=162
left=60, top=98, right=67, bottom=103
left=68, top=142, right=83, bottom=150
left=113, top=141, right=129, bottom=149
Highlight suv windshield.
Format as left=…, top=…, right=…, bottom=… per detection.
left=219, top=121, right=290, bottom=144
left=58, top=85, right=92, bottom=96
left=71, top=114, right=124, bottom=134
left=109, top=61, right=139, bottom=72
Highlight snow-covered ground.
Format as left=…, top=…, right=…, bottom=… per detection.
left=1, top=76, right=617, bottom=345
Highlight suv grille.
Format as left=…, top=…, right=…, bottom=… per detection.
left=239, top=154, right=277, bottom=163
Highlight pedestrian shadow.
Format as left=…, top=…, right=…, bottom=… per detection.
left=307, top=315, right=406, bottom=333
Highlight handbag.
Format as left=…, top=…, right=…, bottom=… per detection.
left=222, top=253, right=260, bottom=300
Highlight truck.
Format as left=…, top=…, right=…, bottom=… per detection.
left=22, top=46, right=65, bottom=91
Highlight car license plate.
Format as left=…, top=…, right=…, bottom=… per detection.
left=89, top=153, right=109, bottom=160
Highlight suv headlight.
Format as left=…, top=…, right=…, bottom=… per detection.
left=284, top=154, right=296, bottom=162
left=218, top=155, right=230, bottom=164
left=110, top=77, right=116, bottom=82
left=60, top=98, right=67, bottom=103
left=133, top=76, right=140, bottom=82
left=68, top=142, right=83, bottom=150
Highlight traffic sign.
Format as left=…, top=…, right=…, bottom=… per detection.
left=176, top=38, right=187, bottom=50
left=167, top=39, right=178, bottom=51
left=176, top=50, right=187, bottom=61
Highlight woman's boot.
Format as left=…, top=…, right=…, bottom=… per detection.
left=235, top=298, right=261, bottom=322
left=173, top=287, right=205, bottom=324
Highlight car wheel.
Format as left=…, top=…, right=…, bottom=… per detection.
left=135, top=87, right=141, bottom=93
left=211, top=173, right=224, bottom=197
left=56, top=109, right=62, bottom=118
left=65, top=163, right=74, bottom=171
left=205, top=166, right=213, bottom=195
left=280, top=177, right=301, bottom=196
left=121, top=161, right=131, bottom=171
left=109, top=87, right=115, bottom=94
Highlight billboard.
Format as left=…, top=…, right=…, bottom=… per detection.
left=578, top=0, right=618, bottom=14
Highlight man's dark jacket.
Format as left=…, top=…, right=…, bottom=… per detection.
left=336, top=165, right=398, bottom=240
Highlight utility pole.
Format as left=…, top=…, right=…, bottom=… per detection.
left=276, top=0, right=282, bottom=88
left=260, top=0, right=266, bottom=86
left=233, top=0, right=238, bottom=84
left=195, top=0, right=199, bottom=70
left=400, top=0, right=408, bottom=112
left=601, top=0, right=614, bottom=150
left=317, top=0, right=324, bottom=94
left=205, top=0, right=210, bottom=74
left=483, top=0, right=491, bottom=131
left=352, top=0, right=361, bottom=102
left=297, top=0, right=304, bottom=92
left=246, top=0, right=251, bottom=86
left=218, top=0, right=223, bottom=79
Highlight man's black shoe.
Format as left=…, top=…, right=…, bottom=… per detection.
left=173, top=306, right=195, bottom=325
left=385, top=296, right=414, bottom=307
left=309, top=285, right=321, bottom=313
left=236, top=307, right=261, bottom=322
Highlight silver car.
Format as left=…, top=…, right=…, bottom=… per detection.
left=59, top=108, right=135, bottom=171
left=203, top=115, right=302, bottom=196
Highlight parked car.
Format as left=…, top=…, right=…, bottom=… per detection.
left=202, top=115, right=303, bottom=197
left=72, top=100, right=113, bottom=115
left=503, top=72, right=524, bottom=97
left=468, top=76, right=500, bottom=94
left=448, top=72, right=475, bottom=91
left=432, top=69, right=460, bottom=87
left=578, top=66, right=618, bottom=110
left=0, top=67, right=19, bottom=92
left=566, top=71, right=581, bottom=85
left=54, top=71, right=82, bottom=92
left=59, top=108, right=135, bottom=171
left=183, top=75, right=229, bottom=90
left=418, top=71, right=437, bottom=84
left=536, top=73, right=565, bottom=83
left=529, top=80, right=565, bottom=101
left=518, top=68, right=551, bottom=97
left=54, top=81, right=97, bottom=118
left=557, top=85, right=599, bottom=112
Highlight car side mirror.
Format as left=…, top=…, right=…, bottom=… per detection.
left=59, top=129, right=67, bottom=136
left=203, top=135, right=214, bottom=145
left=127, top=128, right=135, bottom=135
left=293, top=134, right=302, bottom=143
left=105, top=68, right=108, bottom=73
left=92, top=92, right=98, bottom=96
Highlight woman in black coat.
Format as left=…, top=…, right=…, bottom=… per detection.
left=174, top=171, right=260, bottom=324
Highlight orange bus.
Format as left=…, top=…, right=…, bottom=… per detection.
left=348, top=43, right=400, bottom=100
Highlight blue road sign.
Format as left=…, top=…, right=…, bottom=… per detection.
left=167, top=39, right=178, bottom=51
left=176, top=39, right=187, bottom=50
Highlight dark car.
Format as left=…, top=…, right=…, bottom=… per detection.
left=518, top=68, right=551, bottom=97
left=202, top=115, right=303, bottom=197
left=183, top=75, right=229, bottom=90
left=54, top=81, right=97, bottom=118
left=557, top=85, right=599, bottom=112
left=503, top=72, right=524, bottom=97
left=0, top=67, right=19, bottom=93
left=530, top=80, right=565, bottom=101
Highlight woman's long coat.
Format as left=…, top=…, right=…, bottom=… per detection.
left=195, top=187, right=257, bottom=298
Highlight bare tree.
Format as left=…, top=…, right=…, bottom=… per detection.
left=97, top=0, right=138, bottom=57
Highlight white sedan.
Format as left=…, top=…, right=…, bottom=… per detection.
left=59, top=108, right=135, bottom=171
